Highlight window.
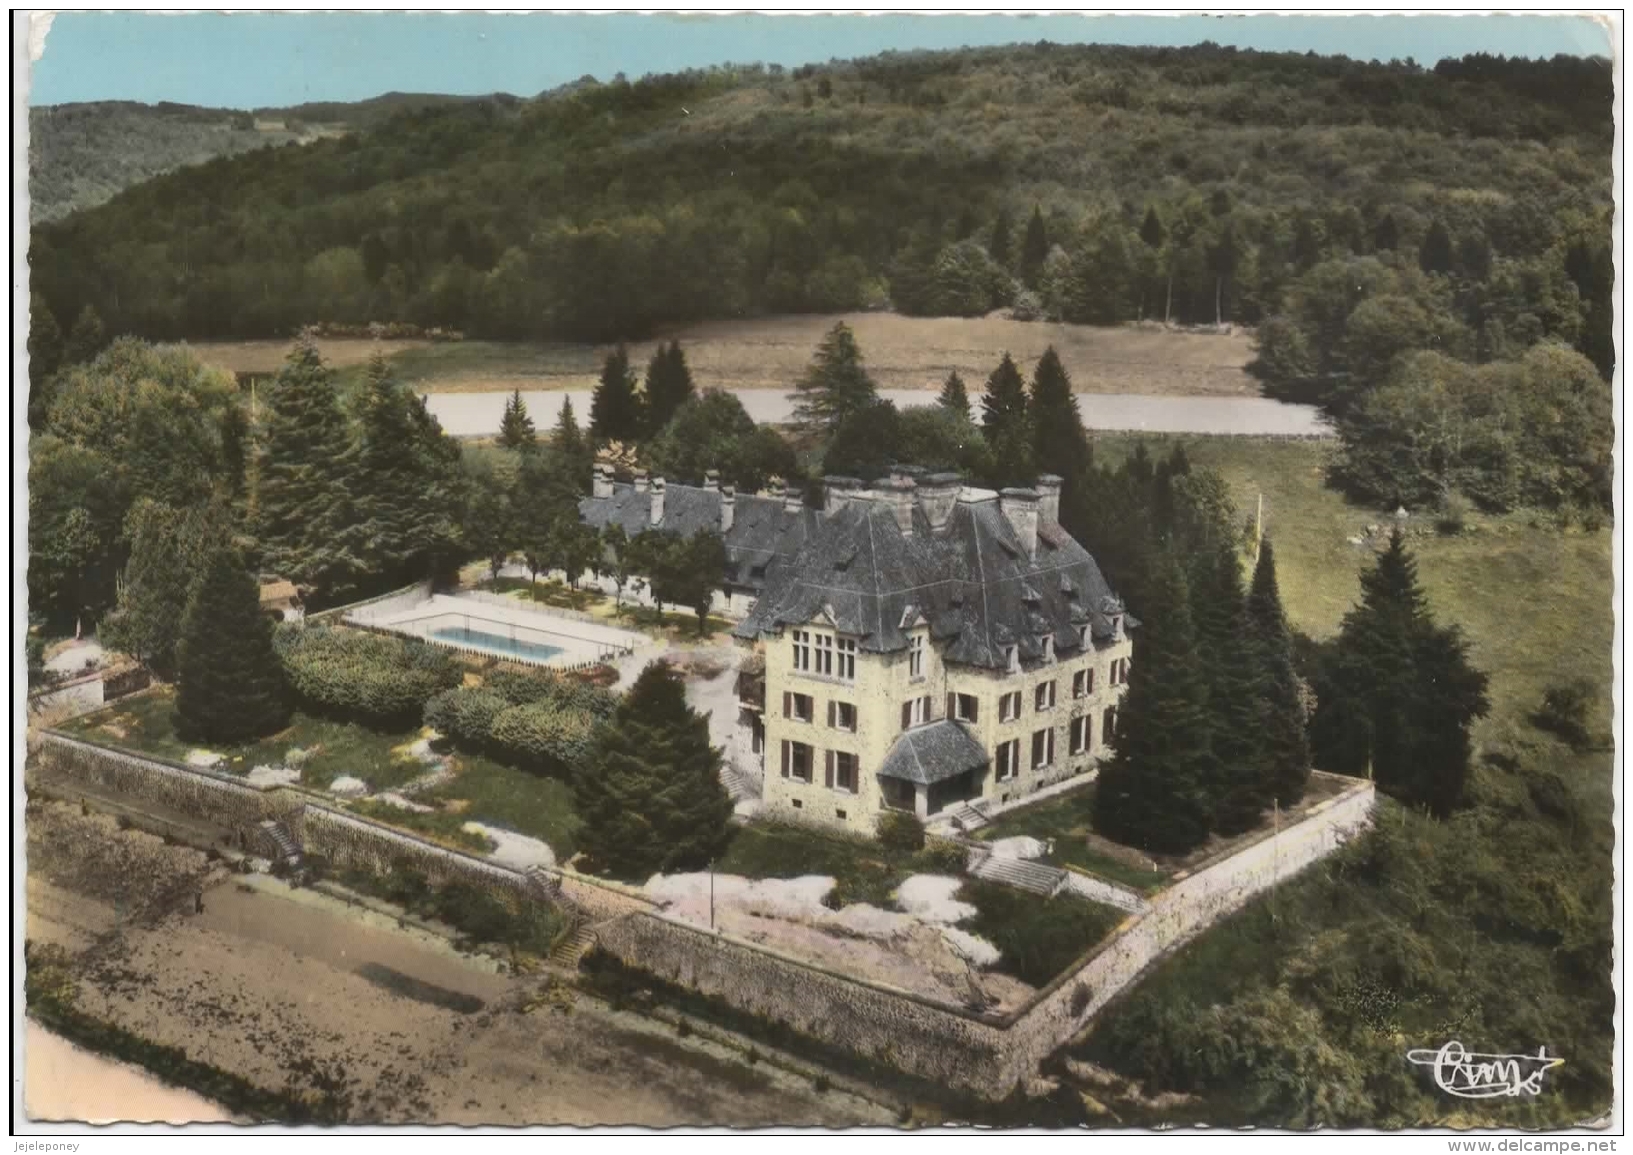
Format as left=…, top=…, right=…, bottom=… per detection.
left=1103, top=705, right=1118, bottom=742
left=826, top=750, right=859, bottom=793
left=908, top=634, right=925, bottom=679
left=1070, top=715, right=1091, bottom=755
left=1042, top=634, right=1055, bottom=663
left=1035, top=680, right=1056, bottom=712
left=1110, top=657, right=1131, bottom=686
left=1005, top=645, right=1020, bottom=672
left=1031, top=727, right=1055, bottom=769
left=998, top=691, right=1022, bottom=723
left=792, top=630, right=811, bottom=672
left=828, top=700, right=857, bottom=732
left=837, top=638, right=856, bottom=682
left=836, top=809, right=847, bottom=820
left=995, top=738, right=1021, bottom=781
left=1079, top=624, right=1092, bottom=648
left=901, top=695, right=931, bottom=731
left=782, top=692, right=813, bottom=723
left=815, top=634, right=834, bottom=676
left=950, top=693, right=979, bottom=723
left=780, top=740, right=813, bottom=782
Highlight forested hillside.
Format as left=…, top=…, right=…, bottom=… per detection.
left=27, top=93, right=502, bottom=222
left=31, top=44, right=1612, bottom=374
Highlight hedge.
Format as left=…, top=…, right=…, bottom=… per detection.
left=424, top=667, right=614, bottom=776
left=276, top=625, right=461, bottom=728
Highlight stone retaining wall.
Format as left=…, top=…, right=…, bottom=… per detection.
left=27, top=729, right=1373, bottom=1100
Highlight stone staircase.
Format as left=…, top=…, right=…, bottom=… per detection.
left=971, top=854, right=1068, bottom=897
left=944, top=802, right=989, bottom=834
left=721, top=763, right=762, bottom=803
left=548, top=920, right=600, bottom=969
left=257, top=819, right=302, bottom=867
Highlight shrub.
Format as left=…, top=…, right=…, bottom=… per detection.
left=278, top=626, right=460, bottom=727
left=1533, top=678, right=1596, bottom=748
left=424, top=687, right=508, bottom=749
left=917, top=837, right=969, bottom=875
left=1434, top=494, right=1469, bottom=536
left=490, top=701, right=599, bottom=775
left=876, top=810, right=926, bottom=854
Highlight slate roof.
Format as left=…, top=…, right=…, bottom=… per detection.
left=734, top=485, right=1134, bottom=672
left=877, top=720, right=990, bottom=785
left=578, top=481, right=819, bottom=594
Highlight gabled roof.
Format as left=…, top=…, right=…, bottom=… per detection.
left=877, top=720, right=990, bottom=785
left=733, top=487, right=1131, bottom=671
left=578, top=480, right=819, bottom=592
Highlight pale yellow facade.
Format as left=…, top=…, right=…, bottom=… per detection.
left=754, top=616, right=1133, bottom=837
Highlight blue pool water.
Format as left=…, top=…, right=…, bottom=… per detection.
left=430, top=625, right=564, bottom=663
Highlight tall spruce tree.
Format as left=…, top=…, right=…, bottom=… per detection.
left=1139, top=204, right=1166, bottom=250
left=498, top=388, right=537, bottom=451
left=938, top=370, right=972, bottom=421
left=1245, top=538, right=1312, bottom=806
left=254, top=335, right=363, bottom=601
left=790, top=321, right=879, bottom=435
left=1091, top=548, right=1214, bottom=854
left=351, top=351, right=462, bottom=587
left=1311, top=530, right=1489, bottom=816
left=1019, top=205, right=1050, bottom=289
left=1419, top=219, right=1454, bottom=275
left=573, top=660, right=734, bottom=881
left=1190, top=540, right=1270, bottom=835
left=552, top=394, right=592, bottom=491
left=989, top=206, right=1014, bottom=270
left=173, top=547, right=290, bottom=745
left=980, top=353, right=1033, bottom=485
left=589, top=344, right=643, bottom=443
left=643, top=341, right=696, bottom=435
left=1029, top=346, right=1091, bottom=484
left=102, top=498, right=226, bottom=678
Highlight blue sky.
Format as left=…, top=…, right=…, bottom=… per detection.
left=30, top=11, right=1614, bottom=109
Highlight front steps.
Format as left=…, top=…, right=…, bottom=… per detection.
left=971, top=854, right=1067, bottom=897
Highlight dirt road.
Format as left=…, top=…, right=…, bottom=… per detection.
left=22, top=799, right=892, bottom=1127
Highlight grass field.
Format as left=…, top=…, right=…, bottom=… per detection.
left=192, top=314, right=1256, bottom=397
left=1090, top=434, right=1616, bottom=739
left=974, top=787, right=1172, bottom=893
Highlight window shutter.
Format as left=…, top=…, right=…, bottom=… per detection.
left=946, top=693, right=955, bottom=721
left=827, top=700, right=835, bottom=728
left=825, top=751, right=834, bottom=788
left=902, top=702, right=912, bottom=731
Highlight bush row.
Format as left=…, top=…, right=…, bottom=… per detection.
left=276, top=625, right=462, bottom=728
left=424, top=665, right=616, bottom=777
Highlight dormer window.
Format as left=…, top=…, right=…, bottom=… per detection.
left=1079, top=624, right=1092, bottom=648
left=908, top=634, right=925, bottom=680
left=1005, top=645, right=1020, bottom=673
left=1042, top=634, right=1055, bottom=663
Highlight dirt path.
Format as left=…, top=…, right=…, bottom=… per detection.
left=23, top=800, right=892, bottom=1127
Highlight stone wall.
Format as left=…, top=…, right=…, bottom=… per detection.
left=27, top=729, right=1373, bottom=1100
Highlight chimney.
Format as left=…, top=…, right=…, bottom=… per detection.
left=886, top=472, right=916, bottom=536
left=650, top=476, right=666, bottom=526
left=999, top=488, right=1040, bottom=562
left=703, top=469, right=719, bottom=494
left=592, top=462, right=614, bottom=500
left=824, top=476, right=859, bottom=516
left=917, top=471, right=962, bottom=534
left=1036, top=474, right=1063, bottom=525
left=784, top=487, right=803, bottom=514
left=720, top=483, right=736, bottom=533
left=633, top=469, right=649, bottom=494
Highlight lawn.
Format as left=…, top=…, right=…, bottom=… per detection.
left=59, top=688, right=427, bottom=792
left=1089, top=435, right=1616, bottom=738
left=957, top=879, right=1126, bottom=988
left=974, top=786, right=1171, bottom=893
left=716, top=821, right=964, bottom=907
left=479, top=573, right=732, bottom=641
left=57, top=685, right=584, bottom=858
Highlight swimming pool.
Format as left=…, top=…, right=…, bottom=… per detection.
left=430, top=625, right=564, bottom=663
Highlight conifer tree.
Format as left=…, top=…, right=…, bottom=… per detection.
left=498, top=388, right=537, bottom=451
left=1245, top=538, right=1312, bottom=806
left=989, top=206, right=1014, bottom=271
left=1029, top=346, right=1091, bottom=484
left=1092, top=548, right=1213, bottom=854
left=63, top=304, right=107, bottom=367
left=937, top=370, right=972, bottom=421
left=1019, top=205, right=1050, bottom=289
left=1139, top=204, right=1166, bottom=250
left=980, top=353, right=1034, bottom=488
left=1418, top=219, right=1454, bottom=275
left=1311, top=530, right=1489, bottom=816
left=552, top=394, right=592, bottom=492
left=790, top=321, right=879, bottom=435
left=589, top=344, right=643, bottom=443
left=1190, top=540, right=1269, bottom=834
left=254, top=334, right=363, bottom=600
left=174, top=547, right=290, bottom=745
left=573, top=660, right=733, bottom=881
left=643, top=341, right=696, bottom=435
left=102, top=498, right=226, bottom=679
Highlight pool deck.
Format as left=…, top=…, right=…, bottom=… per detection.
left=361, top=593, right=652, bottom=670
